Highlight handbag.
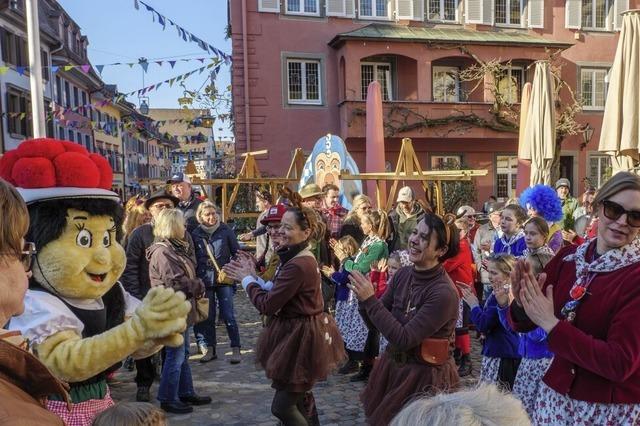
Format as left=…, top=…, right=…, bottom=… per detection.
left=419, top=338, right=450, bottom=366
left=203, top=239, right=235, bottom=285
left=194, top=297, right=210, bottom=323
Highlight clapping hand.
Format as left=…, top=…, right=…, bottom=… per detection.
left=456, top=282, right=479, bottom=309
left=373, top=258, right=388, bottom=273
left=223, top=257, right=256, bottom=282
left=321, top=265, right=336, bottom=277
left=347, top=270, right=375, bottom=301
left=238, top=233, right=253, bottom=242
left=332, top=242, right=348, bottom=262
left=519, top=267, right=559, bottom=333
left=492, top=282, right=513, bottom=308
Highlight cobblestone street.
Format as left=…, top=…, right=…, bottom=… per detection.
left=110, top=290, right=482, bottom=425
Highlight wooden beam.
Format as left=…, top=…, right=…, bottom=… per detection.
left=240, top=149, right=268, bottom=157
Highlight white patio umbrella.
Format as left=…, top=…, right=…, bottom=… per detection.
left=522, top=61, right=556, bottom=185
left=599, top=10, right=640, bottom=175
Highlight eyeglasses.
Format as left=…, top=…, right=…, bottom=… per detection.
left=150, top=202, right=174, bottom=210
left=1, top=242, right=36, bottom=272
left=601, top=200, right=640, bottom=227
left=266, top=224, right=280, bottom=231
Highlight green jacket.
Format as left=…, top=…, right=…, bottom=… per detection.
left=344, top=237, right=389, bottom=275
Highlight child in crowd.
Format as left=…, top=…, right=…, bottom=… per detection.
left=499, top=252, right=555, bottom=418
left=322, top=235, right=360, bottom=303
left=460, top=254, right=521, bottom=390
left=373, top=250, right=413, bottom=354
left=493, top=204, right=527, bottom=257
left=519, top=184, right=564, bottom=253
left=92, top=402, right=166, bottom=426
left=522, top=216, right=556, bottom=259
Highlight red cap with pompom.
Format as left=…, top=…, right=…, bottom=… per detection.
left=0, top=138, right=118, bottom=204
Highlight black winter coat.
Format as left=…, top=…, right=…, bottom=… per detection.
left=191, top=223, right=240, bottom=287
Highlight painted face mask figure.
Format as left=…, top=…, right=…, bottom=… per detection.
left=0, top=139, right=191, bottom=426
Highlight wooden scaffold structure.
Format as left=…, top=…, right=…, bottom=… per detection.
left=340, top=138, right=488, bottom=215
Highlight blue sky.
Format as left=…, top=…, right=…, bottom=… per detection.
left=57, top=0, right=232, bottom=139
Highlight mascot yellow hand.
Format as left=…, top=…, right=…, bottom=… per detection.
left=36, top=287, right=190, bottom=382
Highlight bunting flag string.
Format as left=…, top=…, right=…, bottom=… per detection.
left=132, top=0, right=231, bottom=64
left=0, top=57, right=220, bottom=76
left=121, top=62, right=218, bottom=97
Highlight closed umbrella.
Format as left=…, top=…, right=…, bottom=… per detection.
left=522, top=61, right=556, bottom=186
left=599, top=10, right=640, bottom=175
left=516, top=82, right=532, bottom=195
left=365, top=80, right=386, bottom=207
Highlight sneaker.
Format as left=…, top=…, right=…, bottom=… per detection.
left=136, top=386, right=150, bottom=402
left=198, top=342, right=208, bottom=356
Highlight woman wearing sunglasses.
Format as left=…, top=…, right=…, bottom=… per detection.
left=509, top=171, right=640, bottom=424
left=0, top=179, right=69, bottom=424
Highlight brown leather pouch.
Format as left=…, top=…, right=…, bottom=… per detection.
left=419, top=338, right=450, bottom=365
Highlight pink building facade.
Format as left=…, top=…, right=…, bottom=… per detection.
left=230, top=0, right=635, bottom=208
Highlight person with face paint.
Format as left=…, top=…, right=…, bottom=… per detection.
left=509, top=172, right=640, bottom=424
left=224, top=191, right=345, bottom=426
left=348, top=213, right=461, bottom=426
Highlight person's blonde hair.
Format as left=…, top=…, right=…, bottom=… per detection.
left=153, top=209, right=185, bottom=240
left=0, top=179, right=29, bottom=260
left=196, top=200, right=219, bottom=224
left=92, top=402, right=166, bottom=426
left=338, top=235, right=359, bottom=258
left=362, top=209, right=390, bottom=240
left=487, top=253, right=516, bottom=276
left=345, top=194, right=372, bottom=223
left=593, top=171, right=640, bottom=207
left=122, top=196, right=149, bottom=243
left=389, top=384, right=529, bottom=426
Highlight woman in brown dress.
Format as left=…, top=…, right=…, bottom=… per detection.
left=225, top=201, right=346, bottom=425
left=348, top=213, right=461, bottom=426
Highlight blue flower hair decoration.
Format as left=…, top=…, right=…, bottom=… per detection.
left=519, top=184, right=563, bottom=222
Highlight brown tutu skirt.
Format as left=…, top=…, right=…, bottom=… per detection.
left=256, top=312, right=347, bottom=392
left=361, top=352, right=460, bottom=426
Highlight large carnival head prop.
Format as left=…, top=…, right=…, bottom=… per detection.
left=299, top=134, right=362, bottom=210
left=0, top=138, right=125, bottom=300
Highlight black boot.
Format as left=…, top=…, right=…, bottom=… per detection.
left=458, top=354, right=472, bottom=377
left=350, top=364, right=372, bottom=382
left=454, top=348, right=462, bottom=366
left=338, top=359, right=359, bottom=375
left=136, top=386, right=150, bottom=402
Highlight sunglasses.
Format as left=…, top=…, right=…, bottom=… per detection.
left=601, top=200, right=640, bottom=227
left=1, top=242, right=36, bottom=272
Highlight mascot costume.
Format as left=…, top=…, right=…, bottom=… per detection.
left=0, top=138, right=191, bottom=425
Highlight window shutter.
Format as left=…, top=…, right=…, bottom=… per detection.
left=396, top=0, right=414, bottom=19
left=565, top=0, right=581, bottom=29
left=258, top=0, right=280, bottom=13
left=327, top=0, right=346, bottom=16
left=482, top=0, right=494, bottom=25
left=465, top=0, right=483, bottom=23
left=345, top=0, right=355, bottom=16
left=528, top=0, right=544, bottom=28
left=614, top=0, right=629, bottom=30
left=412, top=0, right=424, bottom=20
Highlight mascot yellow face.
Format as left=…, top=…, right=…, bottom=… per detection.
left=33, top=208, right=126, bottom=300
left=315, top=152, right=341, bottom=187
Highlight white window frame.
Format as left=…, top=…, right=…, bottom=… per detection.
left=580, top=67, right=609, bottom=111
left=285, top=0, right=321, bottom=16
left=498, top=66, right=524, bottom=104
left=427, top=0, right=459, bottom=22
left=588, top=154, right=612, bottom=188
left=494, top=0, right=524, bottom=26
left=361, top=61, right=393, bottom=101
left=358, top=0, right=391, bottom=20
left=286, top=59, right=322, bottom=105
left=581, top=0, right=613, bottom=31
left=495, top=155, right=518, bottom=200
left=430, top=155, right=462, bottom=170
left=432, top=66, right=460, bottom=102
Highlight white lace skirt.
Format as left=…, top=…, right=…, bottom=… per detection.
left=513, top=357, right=552, bottom=419
left=334, top=294, right=368, bottom=353
left=533, top=382, right=640, bottom=426
left=479, top=356, right=500, bottom=385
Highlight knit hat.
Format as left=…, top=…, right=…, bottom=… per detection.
left=555, top=178, right=571, bottom=190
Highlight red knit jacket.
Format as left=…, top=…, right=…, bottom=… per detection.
left=509, top=243, right=640, bottom=403
left=443, top=238, right=475, bottom=293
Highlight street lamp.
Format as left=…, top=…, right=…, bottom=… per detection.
left=581, top=123, right=594, bottom=150
left=139, top=98, right=149, bottom=115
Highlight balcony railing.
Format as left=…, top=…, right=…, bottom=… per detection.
left=339, top=100, right=518, bottom=140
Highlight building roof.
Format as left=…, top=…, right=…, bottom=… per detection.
left=329, top=24, right=573, bottom=49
